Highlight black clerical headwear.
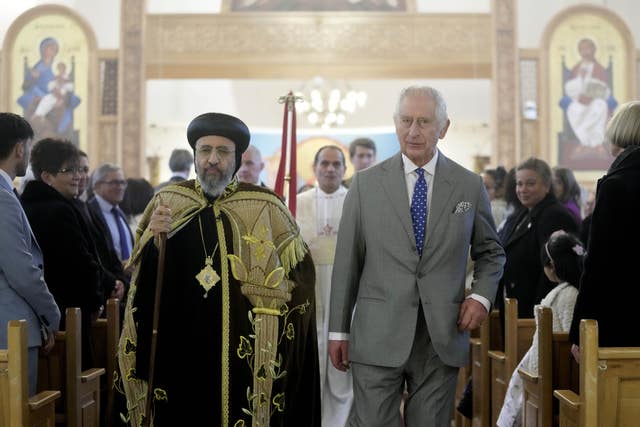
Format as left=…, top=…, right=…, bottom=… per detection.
left=187, top=112, right=250, bottom=154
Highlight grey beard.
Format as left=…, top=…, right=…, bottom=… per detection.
left=198, top=169, right=234, bottom=197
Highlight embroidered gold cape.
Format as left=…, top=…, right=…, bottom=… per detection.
left=114, top=179, right=320, bottom=427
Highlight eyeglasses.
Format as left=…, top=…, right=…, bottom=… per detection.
left=99, top=180, right=128, bottom=187
left=196, top=146, right=235, bottom=160
left=57, top=166, right=89, bottom=175
left=397, top=116, right=431, bottom=129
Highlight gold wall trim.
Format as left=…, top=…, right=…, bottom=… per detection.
left=145, top=13, right=491, bottom=79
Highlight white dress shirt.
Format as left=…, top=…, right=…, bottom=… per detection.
left=94, top=194, right=133, bottom=261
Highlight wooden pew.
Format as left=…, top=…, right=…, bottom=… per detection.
left=470, top=309, right=502, bottom=427
left=554, top=319, right=640, bottom=427
left=518, top=306, right=579, bottom=427
left=37, top=308, right=105, bottom=427
left=488, top=298, right=536, bottom=424
left=91, top=298, right=120, bottom=426
left=0, top=319, right=60, bottom=427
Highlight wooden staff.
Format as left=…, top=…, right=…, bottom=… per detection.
left=142, top=231, right=167, bottom=427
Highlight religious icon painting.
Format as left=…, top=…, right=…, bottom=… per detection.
left=2, top=5, right=96, bottom=150
left=544, top=6, right=635, bottom=175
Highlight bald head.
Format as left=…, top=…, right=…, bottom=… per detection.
left=237, top=144, right=264, bottom=185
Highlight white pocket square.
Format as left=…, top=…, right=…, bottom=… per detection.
left=453, top=201, right=472, bottom=214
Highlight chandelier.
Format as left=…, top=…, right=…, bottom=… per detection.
left=297, top=77, right=367, bottom=129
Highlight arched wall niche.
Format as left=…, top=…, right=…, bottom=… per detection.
left=538, top=4, right=636, bottom=183
left=1, top=4, right=100, bottom=164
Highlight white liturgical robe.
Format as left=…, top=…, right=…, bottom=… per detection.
left=297, top=186, right=352, bottom=427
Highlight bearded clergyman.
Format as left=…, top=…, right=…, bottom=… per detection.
left=114, top=113, right=320, bottom=426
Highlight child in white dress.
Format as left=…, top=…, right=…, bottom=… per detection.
left=497, top=230, right=585, bottom=427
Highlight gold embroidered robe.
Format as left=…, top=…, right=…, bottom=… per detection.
left=113, top=179, right=320, bottom=427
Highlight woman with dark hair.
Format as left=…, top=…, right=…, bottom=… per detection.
left=21, top=138, right=103, bottom=368
left=552, top=166, right=582, bottom=225
left=497, top=231, right=583, bottom=426
left=496, top=158, right=578, bottom=319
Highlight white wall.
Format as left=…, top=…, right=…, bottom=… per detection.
left=146, top=78, right=492, bottom=179
left=0, top=0, right=120, bottom=48
left=518, top=0, right=640, bottom=48
left=416, top=0, right=489, bottom=13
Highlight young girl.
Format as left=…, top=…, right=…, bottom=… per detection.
left=497, top=230, right=584, bottom=427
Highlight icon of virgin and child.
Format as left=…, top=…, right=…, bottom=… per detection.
left=17, top=37, right=81, bottom=141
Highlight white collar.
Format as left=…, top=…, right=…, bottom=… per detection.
left=172, top=171, right=189, bottom=179
left=402, top=148, right=439, bottom=177
left=95, top=193, right=117, bottom=211
left=316, top=186, right=347, bottom=197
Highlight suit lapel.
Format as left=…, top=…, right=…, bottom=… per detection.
left=380, top=153, right=414, bottom=241
left=504, top=209, right=530, bottom=247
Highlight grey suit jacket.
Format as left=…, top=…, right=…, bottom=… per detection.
left=0, top=178, right=60, bottom=348
left=329, top=152, right=505, bottom=367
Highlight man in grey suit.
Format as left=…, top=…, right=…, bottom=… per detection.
left=0, top=112, right=60, bottom=395
left=328, top=86, right=505, bottom=426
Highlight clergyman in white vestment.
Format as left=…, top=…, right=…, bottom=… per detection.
left=297, top=146, right=353, bottom=426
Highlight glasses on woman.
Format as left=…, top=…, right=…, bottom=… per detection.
left=57, top=166, right=89, bottom=175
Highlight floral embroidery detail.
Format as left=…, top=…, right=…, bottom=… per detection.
left=285, top=323, right=295, bottom=340
left=279, top=300, right=311, bottom=344
left=279, top=303, right=289, bottom=315
left=237, top=336, right=253, bottom=359
left=242, top=225, right=276, bottom=260
left=123, top=337, right=136, bottom=354
left=233, top=421, right=246, bottom=427
left=153, top=388, right=168, bottom=402
left=272, top=393, right=285, bottom=412
left=125, top=368, right=137, bottom=381
left=256, top=364, right=268, bottom=381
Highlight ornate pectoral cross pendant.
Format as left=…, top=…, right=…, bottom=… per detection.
left=195, top=256, right=220, bottom=298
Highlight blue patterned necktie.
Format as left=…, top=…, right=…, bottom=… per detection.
left=111, top=206, right=131, bottom=260
left=411, top=168, right=428, bottom=257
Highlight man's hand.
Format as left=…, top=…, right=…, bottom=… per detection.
left=571, top=344, right=580, bottom=363
left=149, top=198, right=171, bottom=247
left=457, top=298, right=488, bottom=331
left=329, top=340, right=350, bottom=372
left=111, top=279, right=125, bottom=300
left=43, top=330, right=55, bottom=354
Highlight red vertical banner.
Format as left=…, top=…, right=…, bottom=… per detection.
left=275, top=91, right=301, bottom=217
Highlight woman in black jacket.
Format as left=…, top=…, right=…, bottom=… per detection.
left=21, top=138, right=103, bottom=368
left=496, top=158, right=578, bottom=319
left=570, top=101, right=640, bottom=352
